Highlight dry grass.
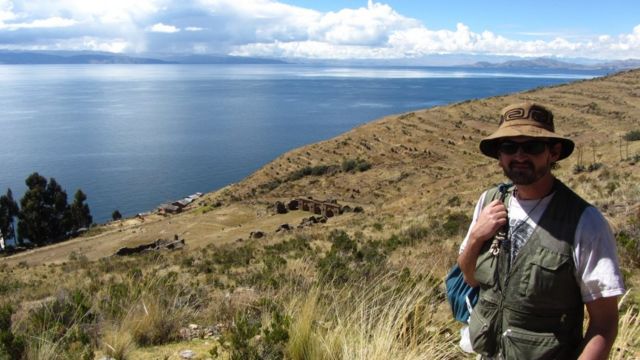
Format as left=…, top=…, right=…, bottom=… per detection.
left=100, top=325, right=137, bottom=360
left=286, top=272, right=463, bottom=360
left=612, top=304, right=640, bottom=359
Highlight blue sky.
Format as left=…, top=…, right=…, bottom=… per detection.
left=0, top=0, right=638, bottom=61
left=286, top=1, right=640, bottom=41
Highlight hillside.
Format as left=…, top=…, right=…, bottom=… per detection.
left=1, top=69, right=639, bottom=359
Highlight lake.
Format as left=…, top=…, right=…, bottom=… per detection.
left=0, top=64, right=607, bottom=224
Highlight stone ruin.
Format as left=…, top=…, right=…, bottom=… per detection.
left=275, top=197, right=355, bottom=218
left=114, top=237, right=185, bottom=256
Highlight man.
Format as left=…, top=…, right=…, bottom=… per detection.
left=458, top=102, right=625, bottom=360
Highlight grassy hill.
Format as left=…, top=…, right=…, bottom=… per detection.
left=1, top=69, right=639, bottom=359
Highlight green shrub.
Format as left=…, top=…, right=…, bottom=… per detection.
left=286, top=165, right=336, bottom=182
left=265, top=235, right=312, bottom=258
left=441, top=212, right=471, bottom=236
left=0, top=304, right=25, bottom=359
left=259, top=179, right=282, bottom=192
left=216, top=307, right=291, bottom=360
left=342, top=158, right=372, bottom=173
left=588, top=162, right=603, bottom=172
left=623, top=130, right=640, bottom=141
left=402, top=224, right=430, bottom=242
left=210, top=244, right=256, bottom=270
left=317, top=231, right=386, bottom=285
left=356, top=161, right=372, bottom=172
left=341, top=159, right=358, bottom=172
left=446, top=195, right=461, bottom=207
left=617, top=230, right=640, bottom=267
left=19, top=289, right=94, bottom=358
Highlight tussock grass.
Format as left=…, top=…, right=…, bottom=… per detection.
left=100, top=325, right=136, bottom=360
left=612, top=304, right=640, bottom=359
left=286, top=272, right=461, bottom=360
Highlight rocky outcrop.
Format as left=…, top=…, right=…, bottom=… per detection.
left=114, top=238, right=185, bottom=256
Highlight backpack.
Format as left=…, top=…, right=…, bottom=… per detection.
left=445, top=264, right=478, bottom=323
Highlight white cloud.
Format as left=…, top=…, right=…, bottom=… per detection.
left=0, top=16, right=77, bottom=30
left=0, top=0, right=638, bottom=60
left=148, top=22, right=179, bottom=33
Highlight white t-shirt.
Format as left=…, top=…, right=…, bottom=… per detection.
left=459, top=190, right=625, bottom=303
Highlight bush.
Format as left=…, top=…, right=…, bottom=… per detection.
left=0, top=304, right=25, bottom=359
left=265, top=235, right=312, bottom=258
left=18, top=289, right=94, bottom=359
left=342, top=158, right=372, bottom=173
left=441, top=212, right=471, bottom=236
left=317, top=231, right=386, bottom=285
left=623, top=130, right=640, bottom=141
left=617, top=229, right=640, bottom=267
left=215, top=307, right=291, bottom=360
left=286, top=165, right=336, bottom=182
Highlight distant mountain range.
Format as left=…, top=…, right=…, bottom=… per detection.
left=470, top=57, right=640, bottom=71
left=0, top=51, right=171, bottom=64
left=0, top=51, right=638, bottom=70
left=0, top=51, right=287, bottom=65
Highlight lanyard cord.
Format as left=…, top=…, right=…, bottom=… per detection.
left=490, top=185, right=511, bottom=256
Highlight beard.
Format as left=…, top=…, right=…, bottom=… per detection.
left=502, top=160, right=550, bottom=185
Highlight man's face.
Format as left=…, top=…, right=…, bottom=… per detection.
left=497, top=137, right=561, bottom=185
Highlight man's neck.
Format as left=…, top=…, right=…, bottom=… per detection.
left=515, top=174, right=556, bottom=200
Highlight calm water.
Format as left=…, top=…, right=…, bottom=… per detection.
left=0, top=64, right=607, bottom=223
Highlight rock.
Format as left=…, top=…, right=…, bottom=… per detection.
left=297, top=215, right=328, bottom=228
left=276, top=223, right=291, bottom=232
left=275, top=201, right=288, bottom=214
left=179, top=349, right=196, bottom=359
left=341, top=205, right=352, bottom=213
left=353, top=206, right=364, bottom=213
left=250, top=231, right=265, bottom=239
left=188, top=323, right=199, bottom=330
left=179, top=327, right=192, bottom=340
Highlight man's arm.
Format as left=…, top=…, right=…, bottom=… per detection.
left=457, top=199, right=507, bottom=287
left=578, top=296, right=619, bottom=360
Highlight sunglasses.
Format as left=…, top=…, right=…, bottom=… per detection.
left=498, top=140, right=549, bottom=155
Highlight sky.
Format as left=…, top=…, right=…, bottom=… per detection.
left=0, top=0, right=638, bottom=61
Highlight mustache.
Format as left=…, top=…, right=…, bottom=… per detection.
left=508, top=160, right=534, bottom=171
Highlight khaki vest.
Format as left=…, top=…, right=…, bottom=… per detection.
left=469, top=180, right=589, bottom=360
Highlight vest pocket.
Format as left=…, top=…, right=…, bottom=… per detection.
left=521, top=248, right=572, bottom=302
left=502, top=327, right=563, bottom=360
left=474, top=250, right=497, bottom=288
left=469, top=298, right=499, bottom=356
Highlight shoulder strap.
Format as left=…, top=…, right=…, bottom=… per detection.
left=482, top=183, right=514, bottom=209
left=483, top=183, right=513, bottom=256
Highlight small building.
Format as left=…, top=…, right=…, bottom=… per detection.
left=158, top=203, right=181, bottom=215
left=295, top=198, right=342, bottom=217
left=173, top=199, right=192, bottom=208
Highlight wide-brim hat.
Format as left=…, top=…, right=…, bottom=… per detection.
left=479, top=102, right=575, bottom=160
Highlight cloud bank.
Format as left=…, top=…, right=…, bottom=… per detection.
left=0, top=0, right=638, bottom=60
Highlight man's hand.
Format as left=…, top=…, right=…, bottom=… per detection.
left=469, top=200, right=508, bottom=243
left=579, top=297, right=619, bottom=360
left=457, top=199, right=507, bottom=286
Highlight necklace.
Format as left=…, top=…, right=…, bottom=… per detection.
left=503, top=194, right=545, bottom=266
left=509, top=191, right=544, bottom=235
